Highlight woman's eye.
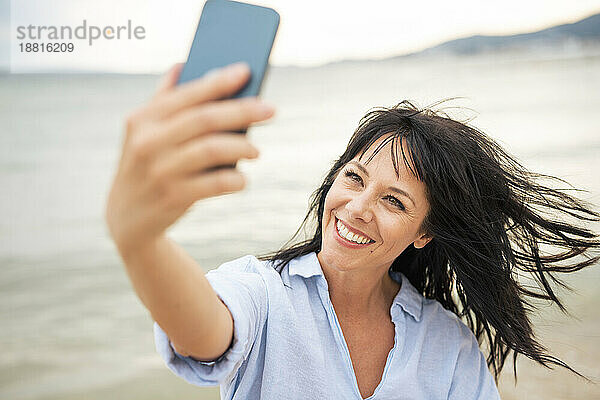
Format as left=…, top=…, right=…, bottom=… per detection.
left=386, top=196, right=405, bottom=210
left=344, top=170, right=362, bottom=184
left=343, top=169, right=404, bottom=210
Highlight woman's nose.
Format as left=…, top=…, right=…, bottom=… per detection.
left=346, top=193, right=374, bottom=223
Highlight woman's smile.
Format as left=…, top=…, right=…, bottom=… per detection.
left=334, top=216, right=375, bottom=248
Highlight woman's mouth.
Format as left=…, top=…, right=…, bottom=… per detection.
left=334, top=217, right=375, bottom=248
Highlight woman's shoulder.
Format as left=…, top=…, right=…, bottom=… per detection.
left=385, top=276, right=465, bottom=344
left=419, top=295, right=476, bottom=343
left=393, top=273, right=474, bottom=344
left=206, top=254, right=282, bottom=283
left=396, top=275, right=461, bottom=325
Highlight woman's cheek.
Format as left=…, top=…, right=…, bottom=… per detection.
left=326, top=186, right=346, bottom=208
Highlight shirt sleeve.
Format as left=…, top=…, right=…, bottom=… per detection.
left=153, top=255, right=268, bottom=386
left=447, top=322, right=501, bottom=400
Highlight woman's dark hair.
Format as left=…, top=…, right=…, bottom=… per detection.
left=257, top=100, right=600, bottom=380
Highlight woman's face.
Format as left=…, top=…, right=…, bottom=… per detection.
left=318, top=135, right=432, bottom=274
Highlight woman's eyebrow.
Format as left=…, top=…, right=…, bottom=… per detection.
left=347, top=160, right=416, bottom=206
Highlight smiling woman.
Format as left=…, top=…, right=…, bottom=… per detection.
left=257, top=100, right=600, bottom=385
left=152, top=100, right=599, bottom=399
left=106, top=62, right=600, bottom=400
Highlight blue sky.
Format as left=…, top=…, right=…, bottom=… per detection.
left=3, top=0, right=600, bottom=73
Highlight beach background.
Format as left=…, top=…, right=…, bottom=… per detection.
left=2, top=13, right=600, bottom=400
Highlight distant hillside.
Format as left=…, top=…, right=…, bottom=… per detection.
left=407, top=12, right=600, bottom=57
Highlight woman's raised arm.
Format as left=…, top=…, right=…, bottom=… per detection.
left=103, top=62, right=275, bottom=360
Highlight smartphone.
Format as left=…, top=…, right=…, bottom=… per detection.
left=178, top=0, right=279, bottom=101
left=177, top=0, right=279, bottom=170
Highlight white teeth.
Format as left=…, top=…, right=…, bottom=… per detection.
left=336, top=219, right=371, bottom=244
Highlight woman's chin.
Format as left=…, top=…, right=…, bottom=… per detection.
left=318, top=245, right=359, bottom=271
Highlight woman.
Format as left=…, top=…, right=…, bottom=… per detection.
left=105, top=62, right=599, bottom=399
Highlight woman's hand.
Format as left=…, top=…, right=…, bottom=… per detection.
left=105, top=62, right=275, bottom=256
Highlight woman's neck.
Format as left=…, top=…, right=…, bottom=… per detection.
left=323, top=265, right=401, bottom=319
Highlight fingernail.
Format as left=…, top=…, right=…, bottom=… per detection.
left=257, top=101, right=275, bottom=117
left=203, top=67, right=220, bottom=79
left=224, top=62, right=249, bottom=79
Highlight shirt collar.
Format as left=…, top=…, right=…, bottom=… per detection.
left=288, top=252, right=423, bottom=322
left=389, top=270, right=423, bottom=322
left=288, top=252, right=324, bottom=278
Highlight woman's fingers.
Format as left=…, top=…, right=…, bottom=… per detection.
left=147, top=62, right=252, bottom=120
left=151, top=133, right=259, bottom=179
left=157, top=97, right=274, bottom=147
left=127, top=97, right=273, bottom=162
left=178, top=167, right=249, bottom=202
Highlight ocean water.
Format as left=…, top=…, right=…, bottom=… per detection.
left=1, top=52, right=599, bottom=399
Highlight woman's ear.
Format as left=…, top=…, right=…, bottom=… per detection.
left=413, top=233, right=433, bottom=249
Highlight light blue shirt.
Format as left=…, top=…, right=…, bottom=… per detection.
left=154, top=252, right=501, bottom=399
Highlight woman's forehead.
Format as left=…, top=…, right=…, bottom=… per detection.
left=349, top=134, right=428, bottom=210
left=356, top=134, right=419, bottom=180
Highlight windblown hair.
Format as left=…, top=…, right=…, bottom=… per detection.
left=257, top=100, right=600, bottom=380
